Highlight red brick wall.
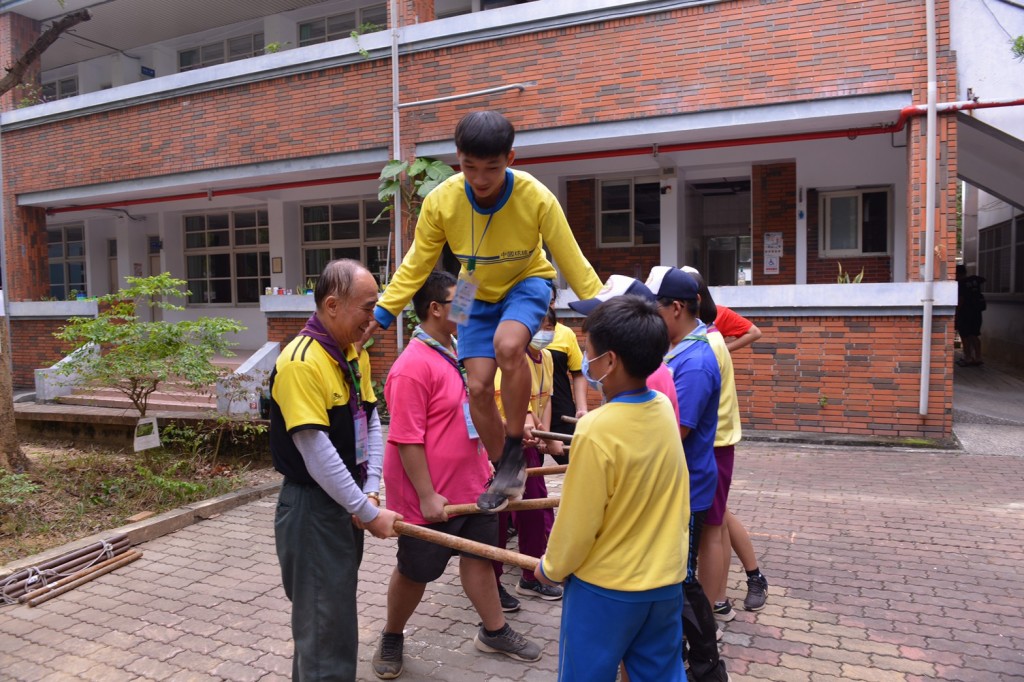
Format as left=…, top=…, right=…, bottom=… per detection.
left=806, top=190, right=892, bottom=284
left=0, top=12, right=41, bottom=112
left=2, top=0, right=952, bottom=194
left=561, top=312, right=953, bottom=440
left=9, top=319, right=76, bottom=388
left=3, top=206, right=50, bottom=301
left=733, top=314, right=954, bottom=439
left=566, top=179, right=661, bottom=281
left=751, top=163, right=797, bottom=285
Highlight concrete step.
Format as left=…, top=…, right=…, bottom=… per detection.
left=58, top=387, right=217, bottom=413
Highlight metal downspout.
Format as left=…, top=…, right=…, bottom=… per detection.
left=0, top=122, right=11, bottom=373
left=390, top=0, right=403, bottom=350
left=919, top=0, right=938, bottom=416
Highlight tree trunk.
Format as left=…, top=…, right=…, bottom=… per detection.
left=0, top=320, right=30, bottom=472
left=0, top=10, right=91, bottom=96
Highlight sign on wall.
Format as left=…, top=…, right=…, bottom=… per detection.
left=764, top=231, right=783, bottom=275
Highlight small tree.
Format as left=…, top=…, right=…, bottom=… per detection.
left=54, top=274, right=244, bottom=417
left=376, top=157, right=456, bottom=226
left=376, top=157, right=457, bottom=275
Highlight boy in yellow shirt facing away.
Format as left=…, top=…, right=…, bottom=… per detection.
left=537, top=295, right=689, bottom=682
left=371, top=111, right=601, bottom=512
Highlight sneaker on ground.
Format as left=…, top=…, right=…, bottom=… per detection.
left=372, top=631, right=404, bottom=680
left=497, top=584, right=521, bottom=612
left=474, top=625, right=542, bottom=662
left=516, top=578, right=563, bottom=601
left=743, top=574, right=769, bottom=611
left=712, top=600, right=736, bottom=622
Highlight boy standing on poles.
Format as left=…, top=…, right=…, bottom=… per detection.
left=371, top=110, right=602, bottom=511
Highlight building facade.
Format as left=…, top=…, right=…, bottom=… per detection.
left=1, top=0, right=981, bottom=440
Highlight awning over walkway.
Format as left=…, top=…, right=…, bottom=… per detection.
left=957, top=112, right=1024, bottom=211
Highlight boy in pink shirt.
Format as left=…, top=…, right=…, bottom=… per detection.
left=374, top=272, right=541, bottom=679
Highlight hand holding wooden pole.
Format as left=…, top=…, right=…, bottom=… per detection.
left=394, top=521, right=539, bottom=572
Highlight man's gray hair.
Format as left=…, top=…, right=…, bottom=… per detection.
left=315, top=259, right=371, bottom=308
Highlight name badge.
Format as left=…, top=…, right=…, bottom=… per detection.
left=463, top=402, right=480, bottom=440
left=353, top=408, right=369, bottom=464
left=448, top=271, right=479, bottom=325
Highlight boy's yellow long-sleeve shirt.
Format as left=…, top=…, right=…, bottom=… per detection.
left=375, top=169, right=602, bottom=326
left=541, top=392, right=690, bottom=591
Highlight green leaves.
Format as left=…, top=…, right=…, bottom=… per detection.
left=374, top=157, right=455, bottom=224
left=54, top=275, right=245, bottom=417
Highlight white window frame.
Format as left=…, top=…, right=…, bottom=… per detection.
left=597, top=175, right=661, bottom=248
left=41, top=76, right=78, bottom=101
left=178, top=33, right=265, bottom=72
left=818, top=187, right=892, bottom=257
left=978, top=219, right=1012, bottom=294
left=297, top=4, right=387, bottom=47
left=300, top=198, right=389, bottom=285
left=183, top=209, right=270, bottom=306
left=47, top=223, right=87, bottom=300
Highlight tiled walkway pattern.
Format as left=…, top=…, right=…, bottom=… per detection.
left=2, top=443, right=1023, bottom=681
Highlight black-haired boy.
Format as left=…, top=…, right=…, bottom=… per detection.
left=372, top=111, right=602, bottom=511
left=537, top=296, right=689, bottom=682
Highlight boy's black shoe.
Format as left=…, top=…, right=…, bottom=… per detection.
left=477, top=437, right=527, bottom=512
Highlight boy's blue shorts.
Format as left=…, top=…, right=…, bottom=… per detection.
left=457, top=276, right=552, bottom=361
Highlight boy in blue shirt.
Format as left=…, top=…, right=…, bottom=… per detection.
left=646, top=266, right=729, bottom=682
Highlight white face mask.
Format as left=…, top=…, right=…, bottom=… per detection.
left=530, top=330, right=555, bottom=351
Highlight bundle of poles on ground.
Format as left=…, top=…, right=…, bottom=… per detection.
left=0, top=534, right=141, bottom=607
left=1, top=422, right=577, bottom=603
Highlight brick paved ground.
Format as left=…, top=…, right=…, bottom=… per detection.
left=2, top=441, right=1023, bottom=681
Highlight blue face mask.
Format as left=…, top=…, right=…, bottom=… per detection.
left=581, top=351, right=609, bottom=392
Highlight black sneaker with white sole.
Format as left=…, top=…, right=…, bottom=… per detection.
left=497, top=584, right=521, bottom=612
left=474, top=624, right=542, bottom=662
left=743, top=574, right=769, bottom=611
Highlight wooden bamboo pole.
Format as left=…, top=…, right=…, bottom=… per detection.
left=25, top=550, right=142, bottom=607
left=394, top=521, right=538, bottom=572
left=4, top=538, right=131, bottom=599
left=527, top=464, right=568, bottom=477
left=443, top=497, right=560, bottom=517
left=530, top=429, right=573, bottom=443
left=561, top=415, right=579, bottom=424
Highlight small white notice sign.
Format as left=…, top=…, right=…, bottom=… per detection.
left=134, top=417, right=161, bottom=452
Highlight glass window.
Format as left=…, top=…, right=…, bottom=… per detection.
left=301, top=199, right=390, bottom=285
left=184, top=208, right=271, bottom=305
left=179, top=33, right=263, bottom=72
left=47, top=224, right=88, bottom=299
left=979, top=220, right=1011, bottom=294
left=820, top=188, right=891, bottom=256
left=599, top=178, right=661, bottom=247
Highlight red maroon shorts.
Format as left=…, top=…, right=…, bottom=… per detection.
left=706, top=445, right=735, bottom=526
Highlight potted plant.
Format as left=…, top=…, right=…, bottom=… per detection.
left=305, top=278, right=316, bottom=295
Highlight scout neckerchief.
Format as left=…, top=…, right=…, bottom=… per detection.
left=411, top=325, right=466, bottom=389
left=298, top=314, right=369, bottom=479
left=410, top=325, right=480, bottom=443
left=663, top=320, right=710, bottom=364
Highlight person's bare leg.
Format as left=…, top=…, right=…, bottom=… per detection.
left=697, top=522, right=727, bottom=610
left=493, top=320, right=532, bottom=439
left=461, top=556, right=505, bottom=632
left=726, top=510, right=758, bottom=571
left=464, top=357, right=503, bottom=461
left=383, top=567, right=428, bottom=634
left=717, top=514, right=733, bottom=604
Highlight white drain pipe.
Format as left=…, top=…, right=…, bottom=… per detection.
left=919, top=0, right=937, bottom=416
